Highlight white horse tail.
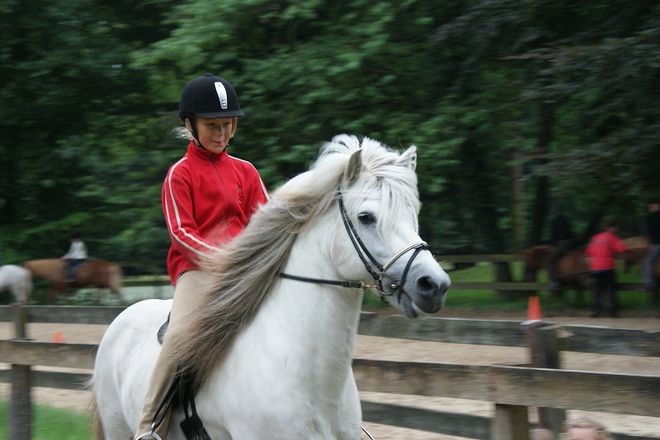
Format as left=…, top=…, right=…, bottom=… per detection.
left=87, top=381, right=105, bottom=440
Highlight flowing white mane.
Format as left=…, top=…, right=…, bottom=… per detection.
left=167, top=134, right=420, bottom=392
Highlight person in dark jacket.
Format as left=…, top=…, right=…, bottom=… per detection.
left=548, top=204, right=575, bottom=284
left=641, top=199, right=660, bottom=292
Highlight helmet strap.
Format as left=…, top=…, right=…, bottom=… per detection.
left=185, top=116, right=208, bottom=151
left=185, top=114, right=231, bottom=153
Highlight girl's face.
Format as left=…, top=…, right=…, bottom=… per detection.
left=186, top=116, right=237, bottom=154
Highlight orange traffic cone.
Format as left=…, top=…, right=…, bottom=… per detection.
left=527, top=296, right=542, bottom=322
left=52, top=331, right=64, bottom=343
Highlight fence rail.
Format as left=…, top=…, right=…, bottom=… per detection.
left=2, top=305, right=659, bottom=440
left=78, top=254, right=651, bottom=292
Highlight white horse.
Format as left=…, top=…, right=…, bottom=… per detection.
left=0, top=264, right=33, bottom=304
left=92, top=135, right=451, bottom=440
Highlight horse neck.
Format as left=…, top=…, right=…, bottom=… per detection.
left=25, top=259, right=65, bottom=280
left=267, top=220, right=364, bottom=370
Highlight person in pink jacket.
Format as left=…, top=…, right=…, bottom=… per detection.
left=135, top=73, right=269, bottom=440
left=585, top=220, right=628, bottom=318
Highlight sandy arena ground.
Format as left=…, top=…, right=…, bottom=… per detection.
left=2, top=307, right=660, bottom=439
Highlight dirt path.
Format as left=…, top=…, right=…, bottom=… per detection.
left=2, top=307, right=659, bottom=439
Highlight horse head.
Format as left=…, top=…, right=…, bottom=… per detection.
left=324, top=135, right=450, bottom=317
left=523, top=245, right=555, bottom=272
left=622, top=236, right=651, bottom=273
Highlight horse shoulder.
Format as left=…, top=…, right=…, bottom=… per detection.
left=24, top=259, right=66, bottom=281
left=95, top=299, right=172, bottom=431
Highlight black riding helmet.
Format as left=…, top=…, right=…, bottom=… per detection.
left=179, top=73, right=244, bottom=148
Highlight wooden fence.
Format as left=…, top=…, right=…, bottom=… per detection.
left=1, top=305, right=659, bottom=440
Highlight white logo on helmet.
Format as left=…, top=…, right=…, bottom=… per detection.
left=214, top=82, right=228, bottom=110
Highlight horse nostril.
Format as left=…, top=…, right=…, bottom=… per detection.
left=417, top=275, right=439, bottom=296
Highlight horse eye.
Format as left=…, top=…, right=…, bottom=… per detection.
left=358, top=212, right=376, bottom=225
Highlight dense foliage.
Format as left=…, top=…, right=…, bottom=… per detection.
left=1, top=0, right=659, bottom=265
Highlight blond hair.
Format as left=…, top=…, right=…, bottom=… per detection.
left=531, top=428, right=555, bottom=440
left=560, top=417, right=613, bottom=440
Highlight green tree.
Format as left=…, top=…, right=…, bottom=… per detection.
left=0, top=0, right=176, bottom=261
left=435, top=0, right=660, bottom=246
left=132, top=0, right=511, bottom=251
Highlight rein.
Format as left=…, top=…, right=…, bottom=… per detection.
left=278, top=189, right=431, bottom=303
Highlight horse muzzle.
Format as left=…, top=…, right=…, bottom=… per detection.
left=392, top=267, right=450, bottom=318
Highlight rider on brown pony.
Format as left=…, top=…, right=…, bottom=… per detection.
left=62, top=232, right=87, bottom=282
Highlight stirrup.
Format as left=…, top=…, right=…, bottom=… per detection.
left=136, top=431, right=162, bottom=440
left=362, top=426, right=375, bottom=440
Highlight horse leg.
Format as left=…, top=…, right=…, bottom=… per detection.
left=49, top=282, right=70, bottom=305
left=94, top=289, right=104, bottom=306
left=107, top=266, right=125, bottom=306
left=117, top=292, right=126, bottom=306
left=112, top=286, right=126, bottom=306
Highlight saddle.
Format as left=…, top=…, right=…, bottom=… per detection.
left=157, top=313, right=170, bottom=345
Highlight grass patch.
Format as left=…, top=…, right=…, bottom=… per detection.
left=0, top=400, right=92, bottom=440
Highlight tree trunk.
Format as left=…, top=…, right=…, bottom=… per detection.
left=510, top=148, right=526, bottom=254
left=529, top=100, right=554, bottom=246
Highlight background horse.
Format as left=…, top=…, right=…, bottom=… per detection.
left=0, top=264, right=33, bottom=304
left=23, top=258, right=124, bottom=304
left=523, top=245, right=591, bottom=305
left=621, top=236, right=660, bottom=306
left=92, top=135, right=450, bottom=440
left=621, top=236, right=651, bottom=273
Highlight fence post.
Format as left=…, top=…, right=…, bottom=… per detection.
left=12, top=303, right=27, bottom=339
left=523, top=297, right=566, bottom=436
left=9, top=304, right=32, bottom=440
left=491, top=403, right=529, bottom=440
left=535, top=325, right=566, bottom=435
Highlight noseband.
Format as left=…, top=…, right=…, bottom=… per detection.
left=278, top=189, right=432, bottom=302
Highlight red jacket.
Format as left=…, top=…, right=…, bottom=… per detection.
left=162, top=141, right=269, bottom=285
left=585, top=231, right=627, bottom=271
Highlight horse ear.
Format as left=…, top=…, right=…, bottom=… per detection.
left=344, top=149, right=362, bottom=186
left=399, top=146, right=417, bottom=171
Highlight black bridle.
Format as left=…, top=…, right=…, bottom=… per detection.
left=278, top=189, right=432, bottom=303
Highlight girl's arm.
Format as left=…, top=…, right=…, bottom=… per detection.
left=162, top=165, right=223, bottom=262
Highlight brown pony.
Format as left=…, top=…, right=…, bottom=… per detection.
left=23, top=258, right=124, bottom=305
left=621, top=236, right=652, bottom=272
left=522, top=245, right=591, bottom=304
